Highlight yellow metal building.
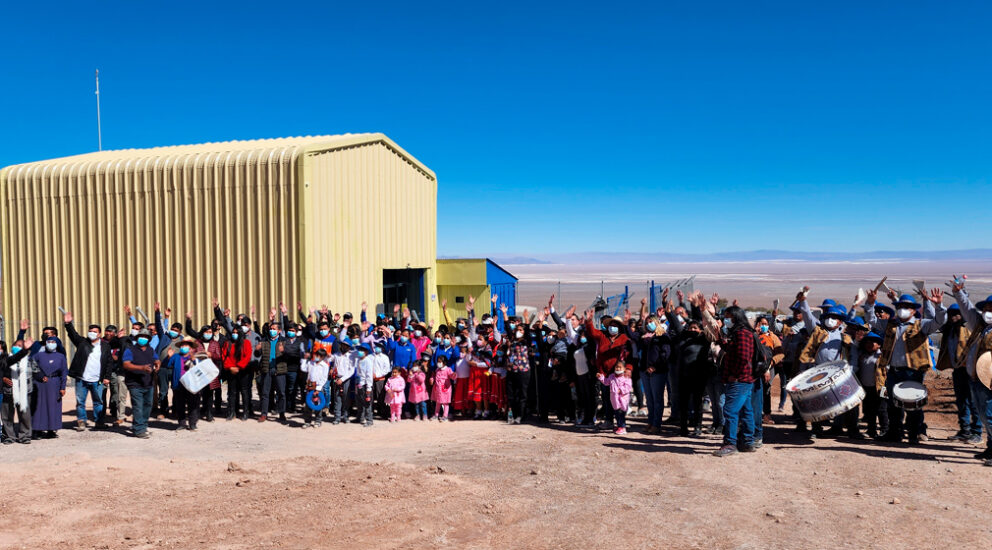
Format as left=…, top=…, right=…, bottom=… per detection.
left=0, top=133, right=438, bottom=339
left=436, top=258, right=517, bottom=328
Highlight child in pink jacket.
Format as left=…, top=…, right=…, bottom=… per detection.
left=407, top=361, right=429, bottom=421
left=431, top=356, right=455, bottom=422
left=598, top=361, right=633, bottom=435
left=385, top=368, right=407, bottom=422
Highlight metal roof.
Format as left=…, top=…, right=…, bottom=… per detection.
left=0, top=132, right=436, bottom=181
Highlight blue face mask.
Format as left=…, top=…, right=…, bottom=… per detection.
left=442, top=339, right=451, bottom=347
left=400, top=336, right=409, bottom=344
left=760, top=325, right=769, bottom=334
left=231, top=333, right=239, bottom=341
left=203, top=333, right=214, bottom=341
left=179, top=346, right=191, bottom=355
left=580, top=336, right=588, bottom=344
left=269, top=330, right=279, bottom=338
left=646, top=322, right=657, bottom=332
left=137, top=337, right=149, bottom=346
left=508, top=323, right=516, bottom=331
left=168, top=330, right=179, bottom=339
left=433, top=337, right=441, bottom=345
left=608, top=326, right=619, bottom=336
left=11, top=346, right=21, bottom=355
left=319, top=329, right=330, bottom=337
left=45, top=342, right=57, bottom=352
left=287, top=331, right=296, bottom=338
left=358, top=350, right=366, bottom=358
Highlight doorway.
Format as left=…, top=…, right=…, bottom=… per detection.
left=383, top=269, right=426, bottom=321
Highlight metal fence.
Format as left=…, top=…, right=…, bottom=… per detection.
left=649, top=276, right=695, bottom=311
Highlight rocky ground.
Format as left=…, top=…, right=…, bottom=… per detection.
left=0, top=374, right=989, bottom=549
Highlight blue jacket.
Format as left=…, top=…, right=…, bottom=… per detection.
left=387, top=339, right=417, bottom=368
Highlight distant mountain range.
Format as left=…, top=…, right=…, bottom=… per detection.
left=478, top=249, right=992, bottom=264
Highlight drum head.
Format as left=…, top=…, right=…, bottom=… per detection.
left=892, top=381, right=927, bottom=401
left=977, top=352, right=992, bottom=391
left=787, top=360, right=848, bottom=392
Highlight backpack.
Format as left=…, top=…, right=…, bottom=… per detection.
left=752, top=332, right=774, bottom=377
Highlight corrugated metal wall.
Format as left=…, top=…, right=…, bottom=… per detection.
left=0, top=134, right=438, bottom=341
left=300, top=140, right=438, bottom=323
left=0, top=144, right=305, bottom=338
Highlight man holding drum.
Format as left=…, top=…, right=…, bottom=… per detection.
left=951, top=279, right=992, bottom=464
left=796, top=299, right=852, bottom=439
left=866, top=289, right=946, bottom=445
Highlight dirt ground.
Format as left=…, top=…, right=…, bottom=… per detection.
left=1, top=374, right=990, bottom=550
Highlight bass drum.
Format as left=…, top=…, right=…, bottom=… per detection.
left=892, top=381, right=927, bottom=410
left=786, top=360, right=865, bottom=423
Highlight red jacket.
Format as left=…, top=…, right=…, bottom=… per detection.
left=585, top=319, right=630, bottom=375
left=221, top=339, right=252, bottom=370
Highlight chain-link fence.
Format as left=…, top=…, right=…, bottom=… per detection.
left=649, top=276, right=695, bottom=311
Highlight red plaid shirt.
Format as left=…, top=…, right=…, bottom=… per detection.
left=721, top=328, right=755, bottom=384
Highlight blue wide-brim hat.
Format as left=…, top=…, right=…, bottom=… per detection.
left=846, top=316, right=869, bottom=330
left=976, top=295, right=992, bottom=310
left=819, top=299, right=837, bottom=310
left=873, top=303, right=894, bottom=316
left=864, top=331, right=883, bottom=345
left=894, top=294, right=922, bottom=309
left=823, top=305, right=848, bottom=319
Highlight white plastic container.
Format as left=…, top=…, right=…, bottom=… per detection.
left=180, top=358, right=220, bottom=394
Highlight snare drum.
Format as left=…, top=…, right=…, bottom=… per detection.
left=786, top=361, right=865, bottom=422
left=891, top=381, right=927, bottom=410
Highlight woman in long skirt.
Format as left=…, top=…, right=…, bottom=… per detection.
left=32, top=338, right=68, bottom=438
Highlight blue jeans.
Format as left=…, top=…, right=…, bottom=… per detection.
left=642, top=370, right=668, bottom=428
left=75, top=379, right=105, bottom=422
left=970, top=380, right=992, bottom=448
left=705, top=374, right=725, bottom=427
left=954, top=368, right=982, bottom=435
left=415, top=401, right=428, bottom=418
left=751, top=378, right=764, bottom=440
left=128, top=386, right=153, bottom=435
left=722, top=381, right=754, bottom=447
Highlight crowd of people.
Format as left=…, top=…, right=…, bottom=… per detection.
left=2, top=276, right=991, bottom=465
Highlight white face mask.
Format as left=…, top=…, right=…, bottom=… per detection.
left=824, top=318, right=839, bottom=329
left=241, top=325, right=250, bottom=333
left=515, top=331, right=524, bottom=339
left=983, top=311, right=992, bottom=325
left=897, top=308, right=913, bottom=321
left=88, top=331, right=100, bottom=340
left=130, top=329, right=138, bottom=337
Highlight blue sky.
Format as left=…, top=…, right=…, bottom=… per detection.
left=2, top=1, right=989, bottom=256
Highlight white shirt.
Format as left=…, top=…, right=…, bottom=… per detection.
left=82, top=340, right=103, bottom=382
left=301, top=359, right=330, bottom=387
left=357, top=357, right=375, bottom=390
left=334, top=351, right=359, bottom=380
left=455, top=355, right=472, bottom=378
left=574, top=348, right=589, bottom=376
left=371, top=352, right=391, bottom=378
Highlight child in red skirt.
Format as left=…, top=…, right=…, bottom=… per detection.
left=488, top=348, right=507, bottom=416
left=468, top=338, right=493, bottom=419
left=451, top=344, right=472, bottom=415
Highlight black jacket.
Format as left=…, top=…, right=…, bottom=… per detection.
left=0, top=348, right=32, bottom=385
left=65, top=322, right=114, bottom=381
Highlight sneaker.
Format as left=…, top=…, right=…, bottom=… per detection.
left=637, top=408, right=648, bottom=417
left=258, top=415, right=267, bottom=423
left=75, top=420, right=86, bottom=432
left=762, top=414, right=775, bottom=425
left=752, top=438, right=763, bottom=449
left=973, top=447, right=992, bottom=460
left=692, top=426, right=703, bottom=437
left=984, top=458, right=992, bottom=467
left=917, top=433, right=929, bottom=442
left=617, top=427, right=627, bottom=435
left=707, top=425, right=722, bottom=435
left=135, top=431, right=150, bottom=439
left=777, top=406, right=786, bottom=413
left=740, top=444, right=757, bottom=453
left=968, top=434, right=983, bottom=445
left=301, top=423, right=311, bottom=429
left=513, top=417, right=521, bottom=424
left=950, top=431, right=971, bottom=441
left=713, top=445, right=738, bottom=457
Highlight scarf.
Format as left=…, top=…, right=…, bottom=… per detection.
left=11, top=356, right=31, bottom=413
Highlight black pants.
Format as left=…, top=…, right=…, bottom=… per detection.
left=678, top=369, right=707, bottom=433
left=284, top=371, right=299, bottom=412
left=533, top=366, right=553, bottom=421
left=507, top=370, right=530, bottom=420
left=201, top=384, right=217, bottom=420
left=357, top=386, right=374, bottom=424
left=631, top=367, right=644, bottom=409
left=373, top=378, right=387, bottom=418
left=174, top=385, right=201, bottom=428
left=1, top=396, right=31, bottom=442
left=762, top=375, right=772, bottom=416
left=227, top=369, right=252, bottom=418
left=258, top=369, right=286, bottom=416
left=861, top=387, right=889, bottom=435
left=574, top=372, right=597, bottom=424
